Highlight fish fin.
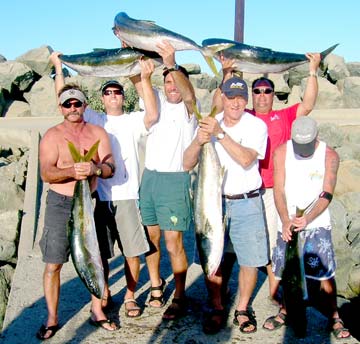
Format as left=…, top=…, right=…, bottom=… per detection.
left=208, top=106, right=217, bottom=118
left=320, top=44, right=339, bottom=60
left=92, top=48, right=107, bottom=52
left=193, top=103, right=203, bottom=121
left=84, top=140, right=100, bottom=162
left=203, top=56, right=219, bottom=76
left=68, top=141, right=82, bottom=163
left=202, top=42, right=235, bottom=55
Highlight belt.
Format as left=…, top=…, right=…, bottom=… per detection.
left=222, top=190, right=260, bottom=200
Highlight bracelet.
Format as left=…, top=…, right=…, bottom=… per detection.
left=319, top=191, right=333, bottom=202
left=309, top=71, right=318, bottom=77
left=166, top=63, right=179, bottom=72
left=55, top=73, right=63, bottom=77
left=103, top=162, right=116, bottom=177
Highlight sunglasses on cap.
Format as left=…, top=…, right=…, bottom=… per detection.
left=103, top=89, right=123, bottom=96
left=253, top=88, right=273, bottom=95
left=61, top=100, right=84, bottom=109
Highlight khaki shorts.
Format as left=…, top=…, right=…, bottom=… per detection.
left=94, top=198, right=149, bottom=258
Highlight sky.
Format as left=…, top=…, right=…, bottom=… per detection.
left=1, top=1, right=359, bottom=75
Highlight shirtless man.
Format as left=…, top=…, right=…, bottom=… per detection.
left=37, top=84, right=116, bottom=340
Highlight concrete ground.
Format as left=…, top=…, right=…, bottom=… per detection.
left=1, top=112, right=359, bottom=344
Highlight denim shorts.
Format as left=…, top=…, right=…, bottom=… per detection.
left=223, top=195, right=268, bottom=267
left=272, top=226, right=336, bottom=281
left=39, top=189, right=73, bottom=264
left=139, top=169, right=192, bottom=231
left=94, top=198, right=150, bottom=258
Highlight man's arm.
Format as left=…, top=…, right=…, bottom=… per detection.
left=158, top=40, right=196, bottom=115
left=211, top=55, right=236, bottom=114
left=95, top=126, right=115, bottom=179
left=296, top=52, right=321, bottom=116
left=49, top=51, right=65, bottom=98
left=273, top=143, right=293, bottom=241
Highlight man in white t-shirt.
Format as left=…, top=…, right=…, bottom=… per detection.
left=136, top=40, right=197, bottom=320
left=184, top=76, right=268, bottom=335
left=50, top=52, right=158, bottom=319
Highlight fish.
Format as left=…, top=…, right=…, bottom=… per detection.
left=282, top=199, right=317, bottom=337
left=193, top=106, right=225, bottom=277
left=202, top=38, right=339, bottom=73
left=67, top=140, right=105, bottom=299
left=60, top=47, right=163, bottom=77
left=112, top=12, right=233, bottom=76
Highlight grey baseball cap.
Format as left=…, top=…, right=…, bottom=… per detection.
left=291, top=117, right=318, bottom=157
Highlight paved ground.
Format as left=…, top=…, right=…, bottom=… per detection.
left=1, top=113, right=359, bottom=343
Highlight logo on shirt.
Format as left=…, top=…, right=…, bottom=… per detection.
left=270, top=114, right=280, bottom=121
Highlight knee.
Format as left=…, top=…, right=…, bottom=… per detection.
left=44, top=263, right=62, bottom=277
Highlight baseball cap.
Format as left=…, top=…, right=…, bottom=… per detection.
left=252, top=77, right=274, bottom=90
left=291, top=117, right=318, bottom=157
left=221, top=77, right=248, bottom=100
left=100, top=80, right=124, bottom=94
left=59, top=89, right=86, bottom=105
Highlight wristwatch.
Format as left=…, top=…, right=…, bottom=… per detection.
left=95, top=166, right=102, bottom=176
left=167, top=63, right=180, bottom=72
left=216, top=131, right=225, bottom=140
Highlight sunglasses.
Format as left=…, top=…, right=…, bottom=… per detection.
left=61, top=100, right=83, bottom=109
left=253, top=88, right=273, bottom=95
left=103, top=89, right=123, bottom=96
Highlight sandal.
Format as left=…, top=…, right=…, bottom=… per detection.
left=263, top=311, right=286, bottom=331
left=124, top=298, right=142, bottom=318
left=149, top=278, right=166, bottom=308
left=329, top=318, right=351, bottom=340
left=102, top=292, right=114, bottom=310
left=162, top=297, right=187, bottom=320
left=36, top=324, right=59, bottom=340
left=233, top=309, right=257, bottom=334
left=203, top=308, right=225, bottom=334
left=89, top=318, right=119, bottom=331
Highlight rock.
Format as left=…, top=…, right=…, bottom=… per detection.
left=0, top=55, right=6, bottom=63
left=3, top=100, right=31, bottom=117
left=336, top=160, right=360, bottom=195
left=315, top=77, right=343, bottom=108
left=318, top=123, right=346, bottom=148
left=323, top=54, right=350, bottom=82
left=0, top=61, right=36, bottom=93
left=16, top=45, right=53, bottom=77
left=0, top=265, right=15, bottom=329
left=341, top=76, right=360, bottom=108
left=346, top=62, right=360, bottom=77
left=0, top=210, right=21, bottom=263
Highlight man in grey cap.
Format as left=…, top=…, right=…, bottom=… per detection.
left=263, top=117, right=350, bottom=339
left=37, top=83, right=116, bottom=338
left=184, top=76, right=268, bottom=334
left=50, top=52, right=158, bottom=320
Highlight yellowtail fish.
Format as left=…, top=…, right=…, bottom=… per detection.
left=67, top=140, right=105, bottom=299
left=193, top=106, right=225, bottom=277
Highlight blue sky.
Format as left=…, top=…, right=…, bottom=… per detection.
left=1, top=1, right=359, bottom=74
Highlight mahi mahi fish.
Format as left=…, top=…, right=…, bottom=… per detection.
left=67, top=140, right=105, bottom=299
left=60, top=47, right=163, bottom=77
left=112, top=12, right=233, bottom=76
left=193, top=106, right=225, bottom=277
left=202, top=38, right=339, bottom=73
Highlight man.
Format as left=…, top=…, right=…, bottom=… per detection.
left=50, top=52, right=158, bottom=318
left=37, top=84, right=116, bottom=339
left=213, top=52, right=321, bottom=305
left=263, top=116, right=350, bottom=340
left=183, top=76, right=268, bottom=334
left=136, top=40, right=197, bottom=320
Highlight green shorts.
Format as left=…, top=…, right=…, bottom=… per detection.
left=139, top=168, right=192, bottom=231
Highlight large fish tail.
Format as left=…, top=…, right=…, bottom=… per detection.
left=320, top=44, right=339, bottom=60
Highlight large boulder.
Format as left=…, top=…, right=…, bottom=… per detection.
left=323, top=54, right=350, bottom=82
left=16, top=45, right=53, bottom=77
left=0, top=265, right=15, bottom=329
left=0, top=61, right=36, bottom=93
left=3, top=100, right=31, bottom=118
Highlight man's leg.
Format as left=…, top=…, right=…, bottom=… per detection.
left=90, top=295, right=118, bottom=331
left=320, top=278, right=350, bottom=339
left=145, top=224, right=164, bottom=307
left=162, top=230, right=188, bottom=320
left=123, top=256, right=142, bottom=317
left=43, top=263, right=62, bottom=331
left=234, top=266, right=258, bottom=333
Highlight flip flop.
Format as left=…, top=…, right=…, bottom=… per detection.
left=36, top=324, right=59, bottom=340
left=124, top=298, right=142, bottom=318
left=89, top=318, right=119, bottom=331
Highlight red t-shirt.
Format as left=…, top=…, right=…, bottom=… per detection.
left=247, top=103, right=299, bottom=188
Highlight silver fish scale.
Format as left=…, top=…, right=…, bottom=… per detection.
left=194, top=141, right=224, bottom=277
left=68, top=180, right=105, bottom=299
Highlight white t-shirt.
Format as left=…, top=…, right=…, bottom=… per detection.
left=214, top=111, right=268, bottom=195
left=281, top=140, right=331, bottom=231
left=84, top=108, right=148, bottom=201
left=143, top=89, right=197, bottom=172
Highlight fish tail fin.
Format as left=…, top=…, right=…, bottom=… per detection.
left=67, top=140, right=100, bottom=162
left=208, top=106, right=217, bottom=118
left=193, top=102, right=203, bottom=121
left=203, top=55, right=219, bottom=76
left=320, top=43, right=339, bottom=60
